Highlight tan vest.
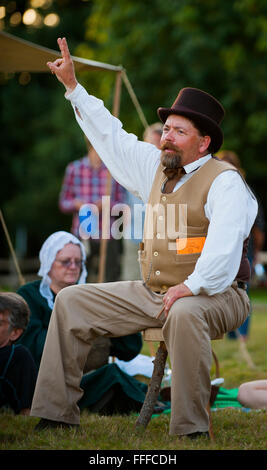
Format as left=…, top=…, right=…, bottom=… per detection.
left=140, top=157, right=250, bottom=293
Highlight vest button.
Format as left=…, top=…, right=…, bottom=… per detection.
left=162, top=196, right=166, bottom=201
left=154, top=251, right=159, bottom=256
left=155, top=270, right=160, bottom=276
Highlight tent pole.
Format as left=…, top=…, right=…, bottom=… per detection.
left=98, top=71, right=122, bottom=283
left=112, top=70, right=122, bottom=117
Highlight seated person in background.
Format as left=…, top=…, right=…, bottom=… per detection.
left=238, top=380, right=267, bottom=409
left=0, top=292, right=37, bottom=415
left=17, top=231, right=142, bottom=371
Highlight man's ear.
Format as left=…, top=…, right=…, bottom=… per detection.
left=10, top=328, right=23, bottom=342
left=199, top=135, right=211, bottom=153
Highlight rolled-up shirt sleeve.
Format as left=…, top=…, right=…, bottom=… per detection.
left=184, top=171, right=258, bottom=295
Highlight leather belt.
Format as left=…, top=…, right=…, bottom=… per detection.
left=237, top=281, right=247, bottom=290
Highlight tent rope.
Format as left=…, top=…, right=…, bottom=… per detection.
left=0, top=209, right=25, bottom=286
left=122, top=70, right=149, bottom=130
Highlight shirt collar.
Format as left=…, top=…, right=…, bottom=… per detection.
left=183, top=154, right=212, bottom=174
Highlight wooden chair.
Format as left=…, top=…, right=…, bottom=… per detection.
left=135, top=327, right=222, bottom=440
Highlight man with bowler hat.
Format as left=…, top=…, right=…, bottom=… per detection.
left=31, top=38, right=258, bottom=438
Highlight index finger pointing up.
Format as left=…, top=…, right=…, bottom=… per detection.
left=57, top=37, right=71, bottom=61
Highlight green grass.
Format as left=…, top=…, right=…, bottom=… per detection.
left=0, top=408, right=266, bottom=451
left=0, top=303, right=267, bottom=451
left=250, top=287, right=267, bottom=303
left=211, top=306, right=267, bottom=386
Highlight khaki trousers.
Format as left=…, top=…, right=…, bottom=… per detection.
left=30, top=280, right=250, bottom=435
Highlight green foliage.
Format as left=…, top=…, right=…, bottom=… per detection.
left=0, top=0, right=93, bottom=256
left=1, top=0, right=267, bottom=255
left=81, top=0, right=267, bottom=190
left=79, top=0, right=267, bottom=218
left=1, top=72, right=86, bottom=254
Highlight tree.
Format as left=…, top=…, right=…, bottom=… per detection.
left=1, top=0, right=267, bottom=258
left=0, top=0, right=94, bottom=256
left=78, top=0, right=267, bottom=222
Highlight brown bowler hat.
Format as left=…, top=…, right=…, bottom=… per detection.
left=157, top=87, right=225, bottom=153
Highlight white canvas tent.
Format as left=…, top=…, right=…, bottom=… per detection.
left=0, top=30, right=123, bottom=73
left=0, top=30, right=148, bottom=126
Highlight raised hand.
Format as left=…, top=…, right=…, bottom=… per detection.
left=47, top=37, right=78, bottom=92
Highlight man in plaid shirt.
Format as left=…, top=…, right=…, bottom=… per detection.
left=59, top=139, right=126, bottom=281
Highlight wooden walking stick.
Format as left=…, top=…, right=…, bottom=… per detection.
left=0, top=209, right=26, bottom=286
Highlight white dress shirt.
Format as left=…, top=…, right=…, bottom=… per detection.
left=66, top=84, right=258, bottom=296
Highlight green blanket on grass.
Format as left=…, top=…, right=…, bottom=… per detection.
left=152, top=386, right=243, bottom=418
left=79, top=365, right=243, bottom=416
left=211, top=386, right=243, bottom=409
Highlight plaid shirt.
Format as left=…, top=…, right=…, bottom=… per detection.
left=59, top=156, right=126, bottom=237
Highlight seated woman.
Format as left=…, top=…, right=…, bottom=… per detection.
left=17, top=231, right=142, bottom=371
left=238, top=380, right=267, bottom=409
left=17, top=232, right=147, bottom=415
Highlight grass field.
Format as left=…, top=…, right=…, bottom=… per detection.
left=0, top=290, right=266, bottom=452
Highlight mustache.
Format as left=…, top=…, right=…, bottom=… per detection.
left=160, top=143, right=177, bottom=152
left=160, top=143, right=180, bottom=152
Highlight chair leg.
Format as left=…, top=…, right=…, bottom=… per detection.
left=135, top=341, right=168, bottom=429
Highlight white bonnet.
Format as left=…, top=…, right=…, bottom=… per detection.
left=38, top=231, right=87, bottom=309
